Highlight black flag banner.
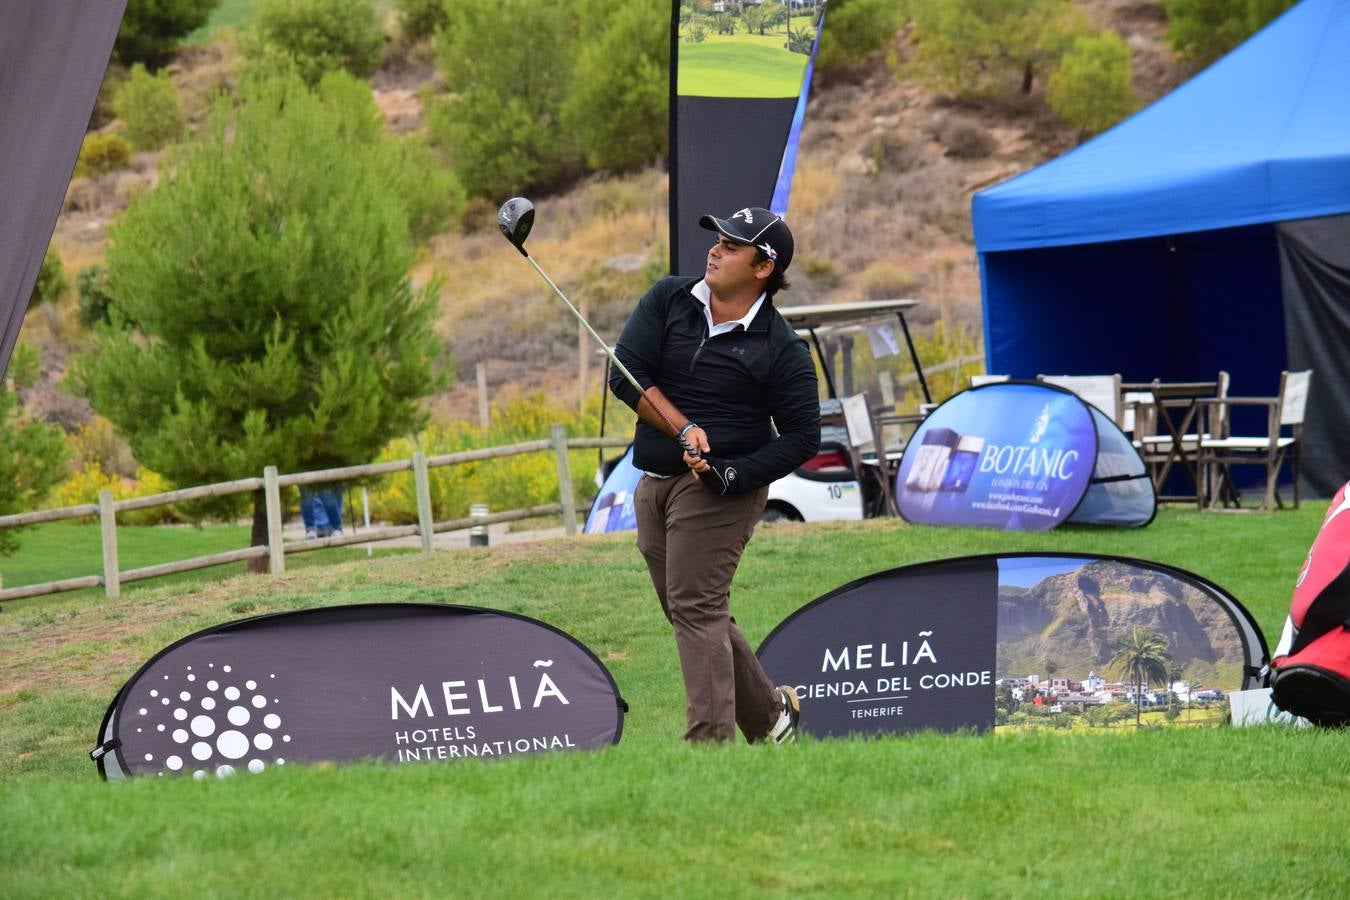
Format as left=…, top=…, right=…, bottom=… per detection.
left=92, top=604, right=626, bottom=780
left=757, top=554, right=1267, bottom=737
left=669, top=0, right=825, bottom=275
left=0, top=1, right=126, bottom=377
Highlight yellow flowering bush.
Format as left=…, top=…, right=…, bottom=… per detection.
left=51, top=463, right=181, bottom=525
left=366, top=391, right=617, bottom=524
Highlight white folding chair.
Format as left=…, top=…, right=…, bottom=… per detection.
left=1037, top=374, right=1123, bottom=426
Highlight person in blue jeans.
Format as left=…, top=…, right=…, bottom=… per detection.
left=299, top=484, right=344, bottom=539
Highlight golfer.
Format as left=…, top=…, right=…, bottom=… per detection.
left=609, top=207, right=820, bottom=744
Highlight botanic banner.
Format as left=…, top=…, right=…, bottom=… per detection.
left=757, top=554, right=1267, bottom=738
left=585, top=445, right=641, bottom=534
left=92, top=604, right=625, bottom=780
left=896, top=381, right=1155, bottom=530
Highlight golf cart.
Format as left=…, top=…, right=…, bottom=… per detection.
left=586, top=298, right=931, bottom=531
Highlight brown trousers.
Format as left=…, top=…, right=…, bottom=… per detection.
left=635, top=473, right=778, bottom=743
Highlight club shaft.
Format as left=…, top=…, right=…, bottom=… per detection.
left=526, top=257, right=644, bottom=396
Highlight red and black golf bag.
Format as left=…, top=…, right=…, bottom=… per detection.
left=1268, top=481, right=1350, bottom=726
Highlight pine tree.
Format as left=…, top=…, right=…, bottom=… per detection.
left=76, top=74, right=446, bottom=566
left=0, top=346, right=70, bottom=555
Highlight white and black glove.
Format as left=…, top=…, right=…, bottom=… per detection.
left=676, top=422, right=701, bottom=459
left=699, top=456, right=742, bottom=496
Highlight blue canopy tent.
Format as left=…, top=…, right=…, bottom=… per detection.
left=972, top=0, right=1350, bottom=494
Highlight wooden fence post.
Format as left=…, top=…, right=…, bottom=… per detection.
left=98, top=489, right=120, bottom=599
left=264, top=466, right=285, bottom=574
left=552, top=423, right=577, bottom=536
left=413, top=451, right=435, bottom=554
left=476, top=362, right=490, bottom=430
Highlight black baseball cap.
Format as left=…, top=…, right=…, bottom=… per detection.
left=699, top=207, right=794, bottom=273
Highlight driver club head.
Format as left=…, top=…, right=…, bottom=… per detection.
left=497, top=197, right=535, bottom=257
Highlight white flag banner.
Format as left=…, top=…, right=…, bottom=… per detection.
left=866, top=323, right=900, bottom=358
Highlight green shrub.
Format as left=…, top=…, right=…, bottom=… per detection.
left=561, top=0, right=668, bottom=172
left=0, top=345, right=70, bottom=554
left=911, top=0, right=1086, bottom=98
left=249, top=0, right=385, bottom=86
left=31, top=249, right=69, bottom=306
left=111, top=64, right=186, bottom=151
left=115, top=0, right=222, bottom=69
left=1048, top=32, right=1135, bottom=134
left=430, top=0, right=579, bottom=198
left=76, top=265, right=118, bottom=329
left=816, top=0, right=907, bottom=72
left=75, top=132, right=133, bottom=177
left=394, top=0, right=447, bottom=41
left=1165, top=0, right=1296, bottom=69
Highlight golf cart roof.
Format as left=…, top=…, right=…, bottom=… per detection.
left=776, top=299, right=919, bottom=329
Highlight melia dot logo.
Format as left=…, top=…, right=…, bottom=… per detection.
left=135, top=663, right=290, bottom=779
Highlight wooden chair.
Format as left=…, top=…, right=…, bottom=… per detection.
left=1037, top=374, right=1123, bottom=426
left=1137, top=371, right=1230, bottom=455
left=1197, top=370, right=1311, bottom=511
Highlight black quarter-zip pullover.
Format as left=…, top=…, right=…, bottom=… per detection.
left=610, top=276, right=820, bottom=489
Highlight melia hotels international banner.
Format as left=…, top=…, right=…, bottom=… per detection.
left=92, top=604, right=625, bottom=779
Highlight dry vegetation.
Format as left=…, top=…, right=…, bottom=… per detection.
left=28, top=0, right=1189, bottom=426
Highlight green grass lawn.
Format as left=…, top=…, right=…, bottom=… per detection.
left=2, top=506, right=1347, bottom=896
left=0, top=521, right=413, bottom=613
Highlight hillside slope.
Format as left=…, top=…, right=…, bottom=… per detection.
left=33, top=1, right=1190, bottom=427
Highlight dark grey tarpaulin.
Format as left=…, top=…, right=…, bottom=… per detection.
left=670, top=95, right=796, bottom=276
left=0, top=0, right=125, bottom=377
left=1278, top=215, right=1350, bottom=496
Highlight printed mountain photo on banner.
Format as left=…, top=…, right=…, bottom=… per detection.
left=678, top=0, right=819, bottom=98
left=994, top=558, right=1248, bottom=729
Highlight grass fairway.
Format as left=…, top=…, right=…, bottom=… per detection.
left=3, top=506, right=1348, bottom=896
left=679, top=40, right=808, bottom=98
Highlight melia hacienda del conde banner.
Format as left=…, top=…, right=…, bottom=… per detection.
left=896, top=381, right=1155, bottom=531
left=756, top=555, right=1267, bottom=738
left=91, top=604, right=625, bottom=780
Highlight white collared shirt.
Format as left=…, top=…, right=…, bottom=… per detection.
left=690, top=279, right=765, bottom=336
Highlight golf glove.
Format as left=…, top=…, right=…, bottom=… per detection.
left=699, top=457, right=742, bottom=496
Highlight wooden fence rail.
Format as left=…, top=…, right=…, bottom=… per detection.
left=0, top=428, right=633, bottom=606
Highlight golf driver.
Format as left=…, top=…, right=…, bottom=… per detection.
left=497, top=197, right=699, bottom=458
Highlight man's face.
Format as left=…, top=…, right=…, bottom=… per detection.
left=705, top=235, right=772, bottom=297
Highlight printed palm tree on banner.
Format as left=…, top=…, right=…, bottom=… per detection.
left=1109, top=627, right=1173, bottom=728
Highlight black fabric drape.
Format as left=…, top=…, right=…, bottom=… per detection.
left=1277, top=214, right=1350, bottom=496
left=0, top=0, right=126, bottom=377
left=669, top=95, right=797, bottom=277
